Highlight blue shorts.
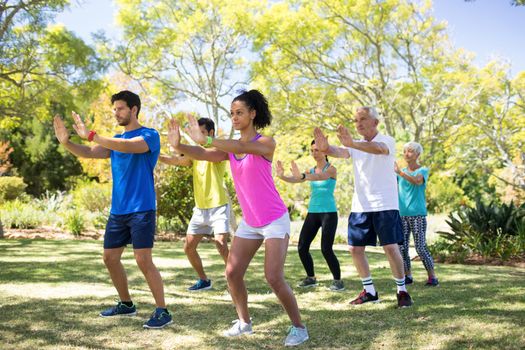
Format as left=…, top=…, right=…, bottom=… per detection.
left=347, top=210, right=403, bottom=246
left=104, top=210, right=156, bottom=249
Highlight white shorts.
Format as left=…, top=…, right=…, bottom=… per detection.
left=187, top=203, right=230, bottom=235
left=235, top=212, right=290, bottom=240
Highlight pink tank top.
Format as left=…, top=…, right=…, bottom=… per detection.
left=228, top=134, right=288, bottom=227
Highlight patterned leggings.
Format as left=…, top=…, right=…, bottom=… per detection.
left=400, top=216, right=434, bottom=273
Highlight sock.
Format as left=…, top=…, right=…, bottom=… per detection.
left=121, top=301, right=134, bottom=307
left=395, top=277, right=407, bottom=292
left=361, top=276, right=376, bottom=295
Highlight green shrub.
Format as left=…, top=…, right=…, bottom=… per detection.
left=64, top=210, right=85, bottom=236
left=0, top=199, right=44, bottom=229
left=36, top=190, right=71, bottom=213
left=156, top=166, right=194, bottom=233
left=427, top=174, right=469, bottom=214
left=437, top=200, right=525, bottom=260
left=333, top=234, right=347, bottom=245
left=71, top=180, right=111, bottom=213
left=428, top=237, right=471, bottom=263
left=0, top=176, right=27, bottom=201
left=91, top=210, right=108, bottom=229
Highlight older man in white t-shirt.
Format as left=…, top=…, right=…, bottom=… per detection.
left=314, top=107, right=412, bottom=308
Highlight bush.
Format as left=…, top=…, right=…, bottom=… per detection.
left=64, top=210, right=85, bottom=236
left=436, top=200, right=525, bottom=260
left=91, top=210, right=108, bottom=229
left=426, top=174, right=469, bottom=214
left=0, top=176, right=27, bottom=201
left=156, top=166, right=195, bottom=233
left=71, top=180, right=111, bottom=213
left=0, top=199, right=44, bottom=229
left=36, top=190, right=71, bottom=213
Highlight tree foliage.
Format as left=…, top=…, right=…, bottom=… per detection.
left=0, top=0, right=106, bottom=195
left=107, top=0, right=263, bottom=135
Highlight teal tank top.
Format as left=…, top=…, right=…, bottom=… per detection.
left=308, top=163, right=337, bottom=213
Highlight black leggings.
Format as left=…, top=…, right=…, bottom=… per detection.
left=297, top=212, right=341, bottom=280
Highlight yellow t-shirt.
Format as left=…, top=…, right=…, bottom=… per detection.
left=192, top=160, right=229, bottom=209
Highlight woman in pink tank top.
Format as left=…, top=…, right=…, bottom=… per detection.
left=166, top=90, right=308, bottom=346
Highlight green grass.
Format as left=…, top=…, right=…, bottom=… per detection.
left=0, top=239, right=524, bottom=350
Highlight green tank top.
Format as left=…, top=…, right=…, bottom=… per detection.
left=307, top=163, right=337, bottom=213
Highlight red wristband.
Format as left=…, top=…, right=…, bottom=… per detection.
left=88, top=130, right=96, bottom=142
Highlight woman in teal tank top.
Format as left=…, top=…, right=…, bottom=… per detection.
left=277, top=140, right=343, bottom=291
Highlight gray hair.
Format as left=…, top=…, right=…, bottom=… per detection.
left=356, top=106, right=379, bottom=120
left=403, top=141, right=423, bottom=155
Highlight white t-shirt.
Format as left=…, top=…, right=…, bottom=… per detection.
left=347, top=133, right=399, bottom=212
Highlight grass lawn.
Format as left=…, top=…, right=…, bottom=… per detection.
left=0, top=239, right=524, bottom=350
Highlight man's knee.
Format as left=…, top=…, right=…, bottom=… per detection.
left=214, top=235, right=228, bottom=250
left=134, top=251, right=153, bottom=269
left=103, top=251, right=121, bottom=266
left=348, top=245, right=365, bottom=256
left=184, top=238, right=199, bottom=254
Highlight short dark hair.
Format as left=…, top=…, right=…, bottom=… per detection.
left=232, top=89, right=272, bottom=129
left=197, top=118, right=215, bottom=133
left=111, top=90, right=141, bottom=117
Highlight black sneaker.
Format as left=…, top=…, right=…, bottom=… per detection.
left=405, top=276, right=413, bottom=285
left=298, top=277, right=317, bottom=288
left=350, top=290, right=379, bottom=305
left=425, top=277, right=439, bottom=286
left=397, top=291, right=413, bottom=308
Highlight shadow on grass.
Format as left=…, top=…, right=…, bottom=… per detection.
left=0, top=239, right=524, bottom=349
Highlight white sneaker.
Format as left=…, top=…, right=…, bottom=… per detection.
left=284, top=325, right=309, bottom=346
left=222, top=319, right=253, bottom=337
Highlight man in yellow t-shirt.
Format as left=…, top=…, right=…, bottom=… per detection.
left=160, top=117, right=230, bottom=291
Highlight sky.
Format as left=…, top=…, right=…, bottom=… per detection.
left=53, top=0, right=525, bottom=122
left=54, top=0, right=525, bottom=75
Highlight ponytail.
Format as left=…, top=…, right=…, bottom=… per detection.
left=232, top=89, right=272, bottom=129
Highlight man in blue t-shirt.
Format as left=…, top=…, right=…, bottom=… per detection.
left=53, top=90, right=172, bottom=329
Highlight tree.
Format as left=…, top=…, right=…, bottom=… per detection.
left=252, top=0, right=472, bottom=152
left=449, top=63, right=525, bottom=201
left=107, top=0, right=264, bottom=136
left=0, top=1, right=106, bottom=195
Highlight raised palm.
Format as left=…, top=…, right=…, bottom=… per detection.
left=276, top=160, right=285, bottom=177
left=336, top=125, right=353, bottom=147
left=71, top=111, right=89, bottom=139
left=53, top=115, right=70, bottom=144
left=185, top=114, right=206, bottom=145
left=167, top=119, right=181, bottom=147
left=313, top=127, right=329, bottom=152
left=291, top=160, right=302, bottom=178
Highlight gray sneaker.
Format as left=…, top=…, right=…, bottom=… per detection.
left=297, top=277, right=317, bottom=288
left=329, top=279, right=345, bottom=291
left=222, top=319, right=253, bottom=337
left=284, top=325, right=309, bottom=346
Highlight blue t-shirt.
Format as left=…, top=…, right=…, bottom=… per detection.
left=397, top=166, right=429, bottom=217
left=110, top=127, right=160, bottom=215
